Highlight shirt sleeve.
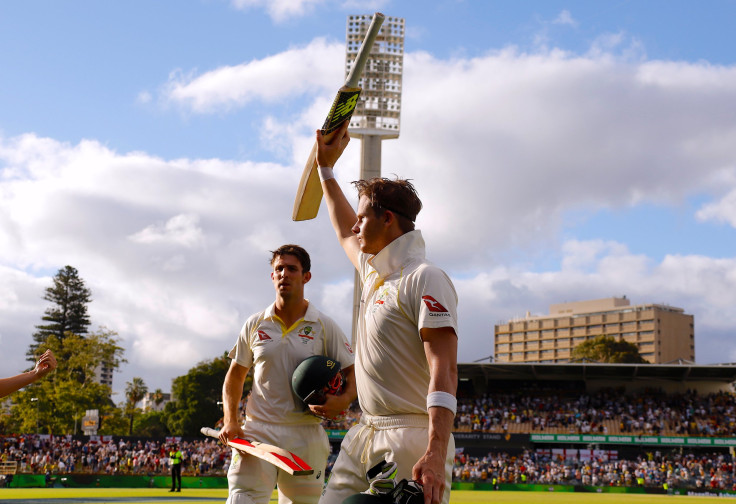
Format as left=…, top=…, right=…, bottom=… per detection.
left=321, top=313, right=355, bottom=368
left=228, top=317, right=256, bottom=368
left=413, top=264, right=459, bottom=335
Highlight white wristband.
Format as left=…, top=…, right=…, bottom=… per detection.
left=318, top=166, right=335, bottom=182
left=427, top=391, right=457, bottom=415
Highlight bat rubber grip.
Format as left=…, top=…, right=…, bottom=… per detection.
left=201, top=427, right=220, bottom=438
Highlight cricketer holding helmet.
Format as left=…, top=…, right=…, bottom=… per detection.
left=313, top=122, right=459, bottom=504
left=220, top=244, right=357, bottom=504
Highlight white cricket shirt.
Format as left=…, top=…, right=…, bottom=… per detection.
left=229, top=301, right=354, bottom=425
left=356, top=230, right=458, bottom=417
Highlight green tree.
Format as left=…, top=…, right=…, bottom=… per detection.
left=10, top=329, right=126, bottom=434
left=571, top=335, right=648, bottom=364
left=125, top=377, right=148, bottom=436
left=150, top=388, right=165, bottom=410
left=165, top=354, right=246, bottom=436
left=99, top=407, right=128, bottom=435
left=29, top=266, right=92, bottom=358
left=133, top=410, right=169, bottom=437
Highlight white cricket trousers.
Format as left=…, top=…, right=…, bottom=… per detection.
left=320, top=413, right=454, bottom=504
left=227, top=420, right=329, bottom=504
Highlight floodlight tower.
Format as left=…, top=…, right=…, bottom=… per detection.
left=345, top=14, right=405, bottom=342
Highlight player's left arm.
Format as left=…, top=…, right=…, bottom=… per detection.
left=413, top=326, right=458, bottom=504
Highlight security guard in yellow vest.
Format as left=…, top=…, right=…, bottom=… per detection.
left=169, top=444, right=183, bottom=492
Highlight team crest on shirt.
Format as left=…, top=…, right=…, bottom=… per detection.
left=299, top=326, right=315, bottom=344
left=370, top=286, right=391, bottom=314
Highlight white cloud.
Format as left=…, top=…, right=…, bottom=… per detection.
left=163, top=38, right=343, bottom=113
left=696, top=175, right=736, bottom=227
left=136, top=91, right=152, bottom=104
left=382, top=47, right=736, bottom=269
left=230, top=0, right=327, bottom=22
left=553, top=10, right=578, bottom=27
left=129, top=214, right=205, bottom=248
left=4, top=38, right=736, bottom=394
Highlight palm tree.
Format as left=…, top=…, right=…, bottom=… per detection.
left=152, top=388, right=165, bottom=410
left=125, top=377, right=148, bottom=435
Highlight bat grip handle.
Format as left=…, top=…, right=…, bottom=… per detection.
left=201, top=427, right=220, bottom=439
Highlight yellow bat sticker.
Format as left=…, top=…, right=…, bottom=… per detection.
left=322, top=89, right=362, bottom=134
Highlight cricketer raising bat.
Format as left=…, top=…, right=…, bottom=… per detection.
left=292, top=12, right=385, bottom=221
left=200, top=427, right=313, bottom=476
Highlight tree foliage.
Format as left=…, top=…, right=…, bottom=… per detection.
left=133, top=410, right=169, bottom=437
left=125, top=377, right=149, bottom=436
left=571, top=335, right=648, bottom=364
left=164, top=354, right=245, bottom=436
left=29, top=266, right=92, bottom=357
left=10, top=329, right=126, bottom=435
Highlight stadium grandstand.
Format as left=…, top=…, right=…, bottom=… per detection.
left=2, top=362, right=736, bottom=492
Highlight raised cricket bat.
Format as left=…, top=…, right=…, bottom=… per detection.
left=292, top=12, right=385, bottom=221
left=201, top=427, right=313, bottom=476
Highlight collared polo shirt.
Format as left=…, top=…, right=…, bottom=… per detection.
left=356, top=230, right=458, bottom=417
left=230, top=301, right=354, bottom=425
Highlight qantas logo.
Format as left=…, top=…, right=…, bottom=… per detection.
left=422, top=296, right=447, bottom=312
left=422, top=296, right=450, bottom=317
left=257, top=330, right=272, bottom=341
left=345, top=342, right=353, bottom=354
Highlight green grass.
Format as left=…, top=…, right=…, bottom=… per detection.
left=0, top=487, right=227, bottom=503
left=0, top=488, right=731, bottom=503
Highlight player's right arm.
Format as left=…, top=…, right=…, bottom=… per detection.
left=220, top=360, right=250, bottom=443
left=316, top=121, right=360, bottom=270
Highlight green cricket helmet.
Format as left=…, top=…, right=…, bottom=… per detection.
left=291, top=355, right=343, bottom=405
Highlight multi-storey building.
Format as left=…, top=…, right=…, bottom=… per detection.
left=141, top=391, right=171, bottom=412
left=494, top=297, right=695, bottom=364
left=95, top=362, right=114, bottom=389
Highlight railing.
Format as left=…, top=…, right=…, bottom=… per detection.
left=0, top=460, right=18, bottom=475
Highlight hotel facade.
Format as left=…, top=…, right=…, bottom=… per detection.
left=494, top=297, right=695, bottom=364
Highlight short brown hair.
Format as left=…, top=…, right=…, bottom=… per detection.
left=352, top=177, right=422, bottom=232
left=269, top=244, right=311, bottom=273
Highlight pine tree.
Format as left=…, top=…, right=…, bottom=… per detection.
left=29, top=265, right=92, bottom=359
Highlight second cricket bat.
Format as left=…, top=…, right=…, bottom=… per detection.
left=292, top=12, right=385, bottom=221
left=201, top=427, right=313, bottom=476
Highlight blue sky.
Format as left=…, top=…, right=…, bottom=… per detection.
left=2, top=0, right=736, bottom=401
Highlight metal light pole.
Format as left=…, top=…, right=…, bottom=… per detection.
left=345, top=14, right=405, bottom=344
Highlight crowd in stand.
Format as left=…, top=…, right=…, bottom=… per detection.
left=0, top=436, right=229, bottom=477
left=453, top=449, right=736, bottom=490
left=455, top=389, right=736, bottom=437
left=3, top=387, right=736, bottom=492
